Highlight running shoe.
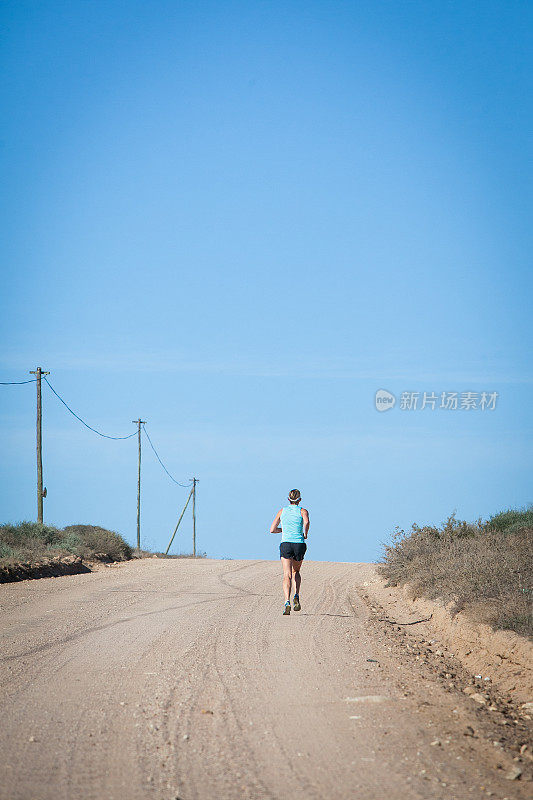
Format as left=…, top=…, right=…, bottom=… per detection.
left=283, top=601, right=291, bottom=615
left=293, top=594, right=301, bottom=612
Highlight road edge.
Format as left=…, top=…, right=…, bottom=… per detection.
left=360, top=564, right=533, bottom=707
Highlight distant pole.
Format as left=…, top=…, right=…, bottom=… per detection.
left=29, top=366, right=50, bottom=523
left=191, top=477, right=198, bottom=556
left=165, top=486, right=194, bottom=556
left=132, top=418, right=146, bottom=551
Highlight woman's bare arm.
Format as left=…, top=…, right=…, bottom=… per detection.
left=270, top=509, right=282, bottom=533
left=301, top=508, right=310, bottom=539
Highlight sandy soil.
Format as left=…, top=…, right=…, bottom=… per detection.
left=0, top=559, right=531, bottom=800
left=362, top=569, right=533, bottom=705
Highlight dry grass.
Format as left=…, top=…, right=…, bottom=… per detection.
left=379, top=507, right=533, bottom=637
left=0, top=522, right=133, bottom=564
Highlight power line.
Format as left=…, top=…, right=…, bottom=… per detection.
left=142, top=424, right=192, bottom=487
left=0, top=378, right=38, bottom=385
left=43, top=377, right=137, bottom=440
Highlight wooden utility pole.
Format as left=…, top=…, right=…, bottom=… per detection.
left=191, top=477, right=198, bottom=556
left=29, top=366, right=49, bottom=523
left=164, top=485, right=194, bottom=556
left=132, top=418, right=146, bottom=551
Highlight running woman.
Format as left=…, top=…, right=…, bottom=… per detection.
left=270, top=489, right=310, bottom=615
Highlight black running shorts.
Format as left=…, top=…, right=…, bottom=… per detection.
left=279, top=542, right=307, bottom=561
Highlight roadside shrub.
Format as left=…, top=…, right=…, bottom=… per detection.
left=0, top=522, right=132, bottom=564
left=56, top=530, right=82, bottom=553
left=0, top=522, right=63, bottom=561
left=486, top=507, right=533, bottom=533
left=63, top=525, right=133, bottom=561
left=0, top=542, right=15, bottom=558
left=379, top=507, right=533, bottom=637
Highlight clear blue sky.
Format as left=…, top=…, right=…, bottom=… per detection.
left=1, top=1, right=531, bottom=561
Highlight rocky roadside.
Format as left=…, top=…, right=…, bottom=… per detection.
left=355, top=564, right=533, bottom=788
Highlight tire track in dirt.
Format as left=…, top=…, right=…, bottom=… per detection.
left=0, top=559, right=530, bottom=800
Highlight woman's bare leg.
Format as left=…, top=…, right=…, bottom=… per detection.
left=281, top=557, right=293, bottom=602
left=292, top=560, right=302, bottom=596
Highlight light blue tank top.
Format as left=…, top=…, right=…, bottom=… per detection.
left=280, top=505, right=304, bottom=543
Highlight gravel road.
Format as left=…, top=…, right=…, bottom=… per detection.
left=0, top=559, right=529, bottom=800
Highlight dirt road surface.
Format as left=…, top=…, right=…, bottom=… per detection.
left=1, top=559, right=530, bottom=800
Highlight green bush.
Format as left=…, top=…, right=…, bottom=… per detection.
left=51, top=530, right=82, bottom=554
left=486, top=507, right=533, bottom=533
left=0, top=542, right=15, bottom=558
